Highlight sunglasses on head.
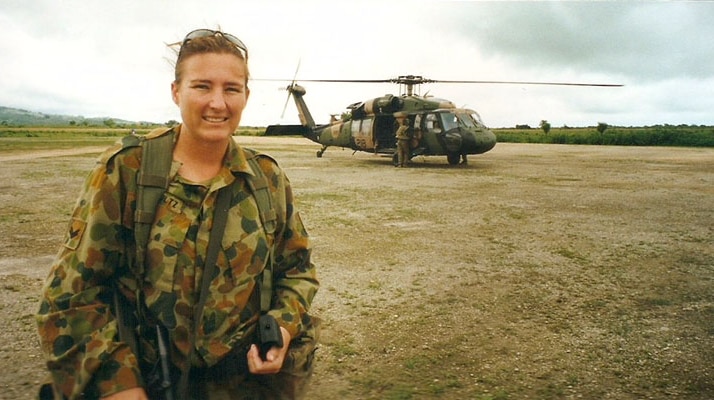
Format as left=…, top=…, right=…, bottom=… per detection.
left=179, top=29, right=249, bottom=60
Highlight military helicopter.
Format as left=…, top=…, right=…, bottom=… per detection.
left=263, top=75, right=622, bottom=166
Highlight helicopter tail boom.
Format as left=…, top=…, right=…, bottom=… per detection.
left=264, top=124, right=313, bottom=137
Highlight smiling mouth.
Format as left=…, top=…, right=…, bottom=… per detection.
left=204, top=116, right=229, bottom=123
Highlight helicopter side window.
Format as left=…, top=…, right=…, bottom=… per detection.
left=351, top=119, right=361, bottom=137
left=413, top=114, right=424, bottom=140
left=361, top=118, right=373, bottom=137
left=425, top=114, right=442, bottom=133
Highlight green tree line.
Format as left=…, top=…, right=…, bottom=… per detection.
left=2, top=124, right=713, bottom=147
left=495, top=125, right=714, bottom=147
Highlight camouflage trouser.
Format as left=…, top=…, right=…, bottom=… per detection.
left=396, top=139, right=410, bottom=166
left=191, top=361, right=314, bottom=400
left=187, top=317, right=320, bottom=400
left=39, top=318, right=320, bottom=400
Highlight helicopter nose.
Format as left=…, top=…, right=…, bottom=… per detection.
left=445, top=128, right=496, bottom=153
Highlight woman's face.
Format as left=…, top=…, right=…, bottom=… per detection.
left=171, top=52, right=250, bottom=144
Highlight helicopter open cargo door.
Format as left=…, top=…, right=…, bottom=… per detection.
left=373, top=116, right=397, bottom=154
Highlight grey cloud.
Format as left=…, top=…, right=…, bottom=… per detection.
left=444, top=2, right=714, bottom=81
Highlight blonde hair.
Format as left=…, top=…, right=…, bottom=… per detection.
left=173, top=33, right=250, bottom=84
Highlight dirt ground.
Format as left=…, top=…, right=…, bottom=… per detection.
left=1, top=137, right=712, bottom=399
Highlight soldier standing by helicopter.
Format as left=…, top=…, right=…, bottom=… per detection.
left=395, top=117, right=411, bottom=167
left=35, top=28, right=319, bottom=400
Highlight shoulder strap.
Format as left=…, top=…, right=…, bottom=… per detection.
left=241, top=148, right=279, bottom=313
left=241, top=148, right=277, bottom=236
left=113, top=127, right=173, bottom=373
left=134, top=128, right=175, bottom=276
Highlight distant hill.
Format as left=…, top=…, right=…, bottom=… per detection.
left=0, top=106, right=159, bottom=127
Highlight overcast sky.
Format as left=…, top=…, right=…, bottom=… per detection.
left=1, top=0, right=713, bottom=128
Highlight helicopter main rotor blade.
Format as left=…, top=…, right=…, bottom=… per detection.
left=312, top=77, right=625, bottom=87
left=430, top=79, right=623, bottom=87
left=252, top=78, right=394, bottom=83
left=252, top=76, right=623, bottom=87
left=293, top=79, right=394, bottom=83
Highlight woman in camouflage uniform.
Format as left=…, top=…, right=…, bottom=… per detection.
left=36, top=29, right=319, bottom=399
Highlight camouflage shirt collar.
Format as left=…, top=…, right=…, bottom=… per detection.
left=171, top=124, right=253, bottom=176
left=225, top=135, right=254, bottom=177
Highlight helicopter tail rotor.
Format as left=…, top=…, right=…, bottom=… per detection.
left=280, top=89, right=291, bottom=119
left=281, top=59, right=301, bottom=119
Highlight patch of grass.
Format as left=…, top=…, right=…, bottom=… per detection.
left=477, top=390, right=510, bottom=400
left=638, top=296, right=673, bottom=308
left=403, top=355, right=431, bottom=370
left=383, top=385, right=416, bottom=400
left=612, top=320, right=634, bottom=337
left=331, top=341, right=358, bottom=360
left=367, top=280, right=382, bottom=290
left=536, top=382, right=566, bottom=398
left=430, top=377, right=463, bottom=392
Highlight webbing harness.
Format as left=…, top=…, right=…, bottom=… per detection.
left=133, top=128, right=277, bottom=279
left=119, top=127, right=278, bottom=393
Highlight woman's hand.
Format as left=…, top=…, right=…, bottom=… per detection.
left=247, top=326, right=292, bottom=374
left=102, top=387, right=148, bottom=400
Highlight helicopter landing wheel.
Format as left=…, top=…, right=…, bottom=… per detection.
left=316, top=147, right=326, bottom=158
left=447, top=153, right=461, bottom=165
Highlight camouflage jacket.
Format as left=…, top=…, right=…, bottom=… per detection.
left=395, top=124, right=410, bottom=140
left=36, top=126, right=318, bottom=398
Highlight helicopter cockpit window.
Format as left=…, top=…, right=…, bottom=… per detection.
left=441, top=113, right=459, bottom=131
left=471, top=111, right=484, bottom=124
left=456, top=112, right=477, bottom=128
